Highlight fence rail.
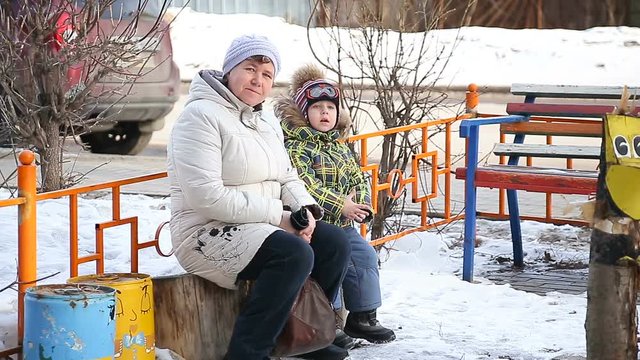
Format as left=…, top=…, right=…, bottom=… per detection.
left=349, top=116, right=470, bottom=246
left=171, top=0, right=314, bottom=26
left=1, top=153, right=171, bottom=356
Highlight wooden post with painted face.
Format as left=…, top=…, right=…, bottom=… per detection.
left=586, top=113, right=640, bottom=359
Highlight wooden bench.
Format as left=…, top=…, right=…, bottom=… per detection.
left=455, top=83, right=639, bottom=282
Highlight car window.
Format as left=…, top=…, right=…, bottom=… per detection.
left=74, top=0, right=161, bottom=19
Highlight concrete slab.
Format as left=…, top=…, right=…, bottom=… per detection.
left=486, top=269, right=588, bottom=296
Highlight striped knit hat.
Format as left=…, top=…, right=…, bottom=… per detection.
left=293, top=79, right=341, bottom=120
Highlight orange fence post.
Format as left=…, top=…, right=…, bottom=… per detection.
left=17, top=150, right=37, bottom=341
left=466, top=83, right=479, bottom=115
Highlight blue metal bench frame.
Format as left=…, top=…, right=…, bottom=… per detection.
left=459, top=114, right=528, bottom=282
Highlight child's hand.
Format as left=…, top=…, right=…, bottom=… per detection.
left=342, top=191, right=372, bottom=223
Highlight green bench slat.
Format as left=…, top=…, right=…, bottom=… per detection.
left=492, top=143, right=601, bottom=159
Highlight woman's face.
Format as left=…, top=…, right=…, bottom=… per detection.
left=226, top=58, right=275, bottom=107
left=307, top=100, right=338, bottom=133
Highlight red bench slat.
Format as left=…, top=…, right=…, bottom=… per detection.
left=506, top=103, right=640, bottom=118
left=455, top=166, right=597, bottom=195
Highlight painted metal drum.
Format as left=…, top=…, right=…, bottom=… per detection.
left=23, top=284, right=116, bottom=360
left=68, top=273, right=155, bottom=360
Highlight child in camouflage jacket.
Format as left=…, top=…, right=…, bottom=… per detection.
left=274, top=64, right=396, bottom=347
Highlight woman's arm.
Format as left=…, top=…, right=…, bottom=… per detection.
left=170, top=104, right=283, bottom=225
left=262, top=111, right=322, bottom=219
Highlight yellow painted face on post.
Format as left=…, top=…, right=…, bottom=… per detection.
left=604, top=114, right=640, bottom=219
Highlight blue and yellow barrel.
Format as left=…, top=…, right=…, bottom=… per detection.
left=23, top=284, right=116, bottom=360
left=68, top=273, right=155, bottom=360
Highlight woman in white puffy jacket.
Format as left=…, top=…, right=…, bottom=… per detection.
left=167, top=35, right=351, bottom=360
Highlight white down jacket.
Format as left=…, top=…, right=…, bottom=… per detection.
left=167, top=70, right=319, bottom=289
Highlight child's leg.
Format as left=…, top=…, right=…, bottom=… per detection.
left=341, top=226, right=382, bottom=312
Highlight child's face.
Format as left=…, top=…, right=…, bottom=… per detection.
left=307, top=100, right=338, bottom=133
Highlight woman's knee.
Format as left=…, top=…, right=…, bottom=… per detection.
left=290, top=238, right=315, bottom=273
left=312, top=222, right=351, bottom=261
left=273, top=231, right=315, bottom=273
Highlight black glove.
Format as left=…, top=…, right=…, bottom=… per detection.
left=290, top=208, right=309, bottom=230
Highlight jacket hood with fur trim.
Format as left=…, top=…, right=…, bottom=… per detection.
left=273, top=64, right=351, bottom=139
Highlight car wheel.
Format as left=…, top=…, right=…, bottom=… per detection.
left=81, top=122, right=152, bottom=155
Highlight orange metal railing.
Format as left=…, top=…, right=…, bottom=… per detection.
left=1, top=154, right=171, bottom=356
left=0, top=85, right=480, bottom=357
left=347, top=114, right=472, bottom=246
left=343, top=83, right=479, bottom=246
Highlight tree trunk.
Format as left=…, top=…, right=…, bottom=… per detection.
left=371, top=192, right=388, bottom=240
left=38, top=125, right=64, bottom=192
left=586, top=114, right=640, bottom=358
left=586, top=230, right=639, bottom=358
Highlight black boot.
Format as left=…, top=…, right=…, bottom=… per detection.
left=344, top=310, right=396, bottom=344
left=296, top=344, right=349, bottom=360
left=333, top=329, right=356, bottom=350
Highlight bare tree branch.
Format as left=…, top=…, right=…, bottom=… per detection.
left=308, top=0, right=474, bottom=241
left=0, top=0, right=182, bottom=191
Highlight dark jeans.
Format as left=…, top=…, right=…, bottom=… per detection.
left=225, top=221, right=351, bottom=360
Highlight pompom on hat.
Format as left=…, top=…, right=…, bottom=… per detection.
left=222, top=34, right=281, bottom=77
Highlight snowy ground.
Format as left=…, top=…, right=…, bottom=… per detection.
left=0, top=190, right=592, bottom=359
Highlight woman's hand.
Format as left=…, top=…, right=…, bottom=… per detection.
left=280, top=209, right=315, bottom=243
left=342, top=192, right=372, bottom=223
left=279, top=211, right=298, bottom=234
left=296, top=209, right=315, bottom=243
